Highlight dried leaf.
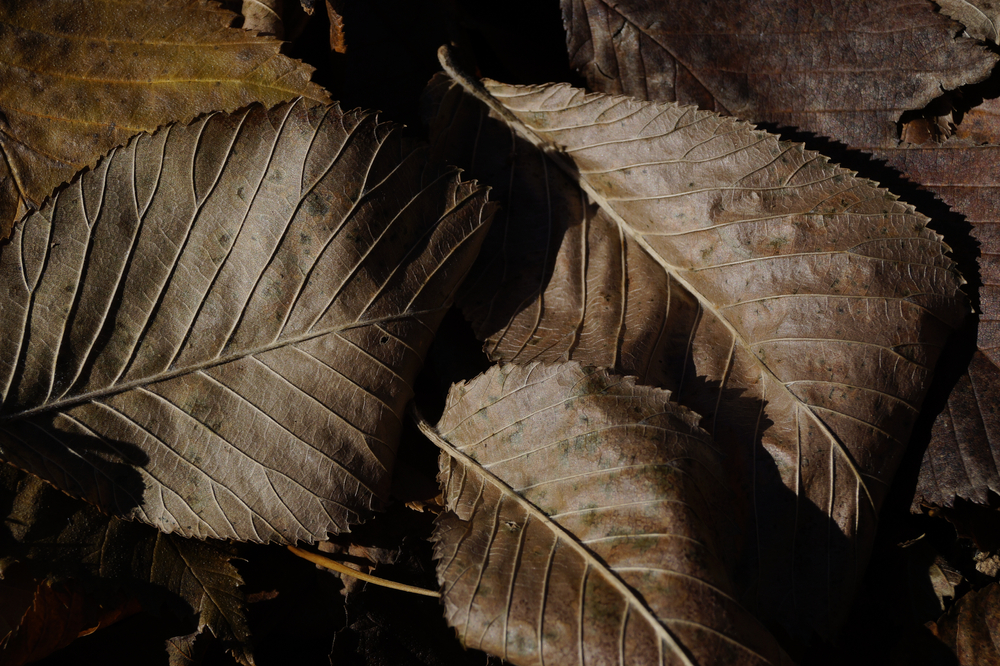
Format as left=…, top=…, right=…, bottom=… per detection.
left=165, top=632, right=203, bottom=666
left=899, top=535, right=964, bottom=616
left=914, top=349, right=1000, bottom=508
left=327, top=0, right=348, bottom=54
left=430, top=64, right=965, bottom=637
left=937, top=0, right=1000, bottom=43
left=424, top=362, right=791, bottom=666
left=0, top=99, right=492, bottom=544
left=559, top=0, right=995, bottom=146
left=0, top=0, right=330, bottom=236
left=554, top=0, right=1000, bottom=577
left=927, top=582, right=1000, bottom=664
left=241, top=0, right=285, bottom=38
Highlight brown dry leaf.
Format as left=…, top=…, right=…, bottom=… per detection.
left=326, top=0, right=348, bottom=54
left=0, top=98, right=492, bottom=544
left=937, top=0, right=1000, bottom=43
left=871, top=125, right=1000, bottom=511
left=927, top=582, right=1000, bottom=664
left=899, top=534, right=964, bottom=617
left=913, top=346, right=1000, bottom=508
left=429, top=62, right=966, bottom=637
left=0, top=464, right=253, bottom=664
left=0, top=0, right=330, bottom=237
left=953, top=98, right=1000, bottom=144
left=423, top=362, right=791, bottom=666
left=557, top=0, right=1000, bottom=538
left=165, top=632, right=203, bottom=666
left=241, top=0, right=285, bottom=38
left=560, top=0, right=995, bottom=147
left=426, top=74, right=693, bottom=382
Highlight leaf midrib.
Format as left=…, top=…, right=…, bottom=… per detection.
left=437, top=49, right=876, bottom=513
left=416, top=413, right=699, bottom=666
left=0, top=309, right=437, bottom=422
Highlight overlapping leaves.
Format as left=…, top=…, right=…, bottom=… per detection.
left=557, top=0, right=1000, bottom=520
left=426, top=63, right=965, bottom=637
left=425, top=362, right=791, bottom=666
left=0, top=0, right=332, bottom=236
left=0, top=0, right=986, bottom=663
left=0, top=465, right=251, bottom=664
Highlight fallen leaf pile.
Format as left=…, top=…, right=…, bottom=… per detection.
left=1, top=1, right=999, bottom=664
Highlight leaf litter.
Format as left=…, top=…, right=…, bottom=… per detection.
left=0, top=0, right=999, bottom=663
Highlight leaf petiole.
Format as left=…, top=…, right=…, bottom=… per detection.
left=286, top=546, right=441, bottom=598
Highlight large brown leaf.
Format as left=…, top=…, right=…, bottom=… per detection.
left=877, top=14, right=1000, bottom=512
left=560, top=0, right=996, bottom=147
left=0, top=99, right=492, bottom=544
left=423, top=362, right=791, bottom=666
left=426, top=73, right=694, bottom=381
left=429, top=62, right=966, bottom=637
left=558, top=0, right=1000, bottom=513
left=0, top=0, right=330, bottom=236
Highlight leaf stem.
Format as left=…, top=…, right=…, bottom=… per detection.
left=287, top=546, right=440, bottom=598
left=437, top=44, right=565, bottom=162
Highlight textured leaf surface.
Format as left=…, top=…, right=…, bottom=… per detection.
left=562, top=0, right=1000, bottom=513
left=927, top=582, right=1000, bottom=665
left=430, top=68, right=966, bottom=636
left=241, top=0, right=285, bottom=38
left=0, top=99, right=492, bottom=544
left=427, top=73, right=696, bottom=382
left=937, top=0, right=1000, bottom=43
left=880, top=137, right=1000, bottom=510
left=560, top=0, right=995, bottom=146
left=0, top=0, right=330, bottom=236
left=426, top=363, right=790, bottom=666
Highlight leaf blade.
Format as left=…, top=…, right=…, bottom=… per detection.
left=0, top=0, right=332, bottom=235
left=0, top=99, right=493, bottom=544
left=430, top=64, right=965, bottom=636
left=425, top=363, right=790, bottom=666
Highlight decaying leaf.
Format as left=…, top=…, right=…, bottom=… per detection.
left=927, top=582, right=1000, bottom=664
left=0, top=464, right=253, bottom=663
left=426, top=73, right=696, bottom=383
left=553, top=0, right=1000, bottom=518
left=424, top=362, right=791, bottom=666
left=559, top=0, right=995, bottom=146
left=937, top=0, right=1000, bottom=43
left=429, top=60, right=966, bottom=637
left=165, top=632, right=203, bottom=666
left=327, top=0, right=348, bottom=54
left=864, top=114, right=1000, bottom=512
left=913, top=349, right=1000, bottom=508
left=899, top=535, right=964, bottom=617
left=0, top=0, right=330, bottom=236
left=241, top=0, right=285, bottom=38
left=0, top=99, right=493, bottom=544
